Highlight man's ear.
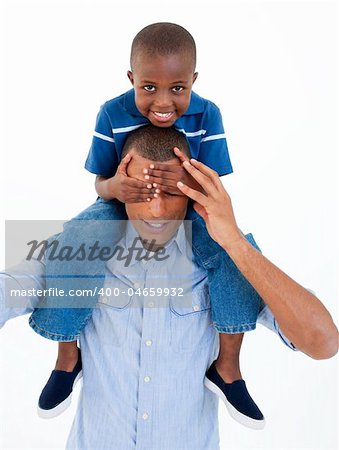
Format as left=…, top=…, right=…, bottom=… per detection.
left=127, top=70, right=134, bottom=86
left=192, top=72, right=198, bottom=84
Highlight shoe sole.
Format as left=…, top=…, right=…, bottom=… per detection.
left=37, top=370, right=83, bottom=419
left=204, top=377, right=266, bottom=430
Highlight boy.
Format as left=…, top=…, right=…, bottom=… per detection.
left=29, top=22, right=265, bottom=429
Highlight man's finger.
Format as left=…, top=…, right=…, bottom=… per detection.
left=189, top=159, right=221, bottom=189
left=173, top=147, right=190, bottom=163
left=181, top=161, right=215, bottom=195
left=177, top=181, right=209, bottom=206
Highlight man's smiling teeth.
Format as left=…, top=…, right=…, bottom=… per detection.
left=145, top=221, right=166, bottom=228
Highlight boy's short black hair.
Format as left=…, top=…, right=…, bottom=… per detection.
left=121, top=125, right=191, bottom=161
left=130, top=22, right=196, bottom=70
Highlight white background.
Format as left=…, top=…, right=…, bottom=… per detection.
left=0, top=0, right=338, bottom=449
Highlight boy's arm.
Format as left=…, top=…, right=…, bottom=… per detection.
left=177, top=159, right=338, bottom=360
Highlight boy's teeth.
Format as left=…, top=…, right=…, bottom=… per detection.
left=154, top=112, right=172, bottom=118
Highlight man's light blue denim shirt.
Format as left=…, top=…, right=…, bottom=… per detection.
left=0, top=223, right=296, bottom=450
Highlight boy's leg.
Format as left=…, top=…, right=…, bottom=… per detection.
left=55, top=341, right=79, bottom=371
left=32, top=198, right=128, bottom=418
left=215, top=333, right=243, bottom=382
left=189, top=211, right=264, bottom=428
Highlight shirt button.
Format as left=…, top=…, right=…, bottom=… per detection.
left=145, top=340, right=153, bottom=347
left=193, top=304, right=200, bottom=312
left=148, top=301, right=154, bottom=308
left=144, top=376, right=151, bottom=383
left=142, top=412, right=149, bottom=420
left=101, top=296, right=108, bottom=304
left=134, top=282, right=140, bottom=289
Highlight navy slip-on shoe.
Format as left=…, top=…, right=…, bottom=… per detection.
left=204, top=360, right=265, bottom=430
left=37, top=347, right=82, bottom=419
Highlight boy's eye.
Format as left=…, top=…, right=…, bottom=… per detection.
left=143, top=85, right=156, bottom=92
left=172, top=86, right=184, bottom=93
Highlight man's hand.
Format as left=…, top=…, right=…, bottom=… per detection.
left=177, top=158, right=243, bottom=250
left=178, top=158, right=339, bottom=360
left=142, top=147, right=203, bottom=196
left=96, top=154, right=157, bottom=203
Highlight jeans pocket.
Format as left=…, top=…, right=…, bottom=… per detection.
left=169, top=284, right=214, bottom=353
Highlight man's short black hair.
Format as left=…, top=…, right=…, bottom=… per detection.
left=130, top=22, right=196, bottom=70
left=122, top=125, right=191, bottom=161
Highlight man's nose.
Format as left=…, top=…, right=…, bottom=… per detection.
left=148, top=195, right=167, bottom=217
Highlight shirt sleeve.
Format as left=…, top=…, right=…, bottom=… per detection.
left=257, top=300, right=298, bottom=351
left=85, top=105, right=119, bottom=177
left=0, top=258, right=46, bottom=329
left=199, top=103, right=233, bottom=176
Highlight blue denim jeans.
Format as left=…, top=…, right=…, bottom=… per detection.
left=29, top=198, right=262, bottom=341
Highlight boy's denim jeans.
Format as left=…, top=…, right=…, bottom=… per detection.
left=29, top=198, right=263, bottom=341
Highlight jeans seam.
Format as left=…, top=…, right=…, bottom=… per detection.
left=29, top=316, right=80, bottom=341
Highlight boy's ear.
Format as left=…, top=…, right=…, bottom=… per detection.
left=192, top=72, right=198, bottom=84
left=127, top=70, right=134, bottom=85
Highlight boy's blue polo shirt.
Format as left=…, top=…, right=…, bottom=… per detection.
left=85, top=89, right=233, bottom=177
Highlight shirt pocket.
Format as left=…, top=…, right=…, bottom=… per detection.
left=96, top=284, right=133, bottom=347
left=169, top=283, right=215, bottom=353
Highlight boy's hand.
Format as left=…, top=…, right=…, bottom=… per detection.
left=97, top=154, right=157, bottom=203
left=142, top=147, right=203, bottom=196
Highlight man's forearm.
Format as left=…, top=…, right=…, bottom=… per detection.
left=0, top=259, right=46, bottom=328
left=224, top=237, right=338, bottom=359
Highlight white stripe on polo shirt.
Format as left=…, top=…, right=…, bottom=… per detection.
left=112, top=124, right=147, bottom=134
left=176, top=128, right=207, bottom=137
left=201, top=133, right=226, bottom=143
left=93, top=131, right=115, bottom=143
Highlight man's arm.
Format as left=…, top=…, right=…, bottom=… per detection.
left=177, top=159, right=338, bottom=360
left=0, top=258, right=46, bottom=328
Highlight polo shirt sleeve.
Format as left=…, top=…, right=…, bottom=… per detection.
left=85, top=105, right=119, bottom=177
left=199, top=103, right=233, bottom=176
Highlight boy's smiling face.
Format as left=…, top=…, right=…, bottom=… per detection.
left=128, top=52, right=198, bottom=127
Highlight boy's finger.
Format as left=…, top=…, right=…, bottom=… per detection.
left=142, top=175, right=164, bottom=185
left=144, top=163, right=181, bottom=173
left=144, top=169, right=178, bottom=181
left=118, top=153, right=132, bottom=174
left=124, top=177, right=152, bottom=189
left=127, top=194, right=156, bottom=203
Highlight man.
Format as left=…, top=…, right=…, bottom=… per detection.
left=0, top=126, right=337, bottom=449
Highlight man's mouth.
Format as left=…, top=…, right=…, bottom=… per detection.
left=151, top=111, right=175, bottom=122
left=142, top=220, right=169, bottom=234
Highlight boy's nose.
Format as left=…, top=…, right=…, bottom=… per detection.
left=154, top=91, right=172, bottom=109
